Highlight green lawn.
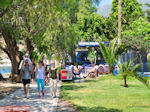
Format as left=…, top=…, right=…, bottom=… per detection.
left=61, top=76, right=150, bottom=112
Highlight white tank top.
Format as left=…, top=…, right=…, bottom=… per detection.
left=37, top=66, right=45, bottom=79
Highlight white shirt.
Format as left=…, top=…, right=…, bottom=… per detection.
left=37, top=66, right=45, bottom=79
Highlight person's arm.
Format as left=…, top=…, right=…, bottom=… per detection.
left=20, top=64, right=25, bottom=76
left=20, top=68, right=23, bottom=75
left=35, top=67, right=37, bottom=80
left=56, top=69, right=59, bottom=80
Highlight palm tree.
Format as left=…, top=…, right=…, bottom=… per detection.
left=88, top=50, right=96, bottom=64
left=118, top=0, right=122, bottom=44
left=117, top=59, right=140, bottom=87
left=99, top=38, right=120, bottom=73
left=117, top=59, right=150, bottom=88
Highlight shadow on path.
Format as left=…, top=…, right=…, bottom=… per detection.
left=0, top=83, right=61, bottom=112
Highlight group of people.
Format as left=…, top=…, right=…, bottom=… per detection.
left=72, top=64, right=103, bottom=78
left=20, top=53, right=58, bottom=99
left=72, top=63, right=119, bottom=78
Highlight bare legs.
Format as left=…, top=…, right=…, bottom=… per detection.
left=23, top=84, right=26, bottom=94
left=31, top=78, right=34, bottom=83
left=23, top=84, right=30, bottom=98
left=27, top=84, right=30, bottom=97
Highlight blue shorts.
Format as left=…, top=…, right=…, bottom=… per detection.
left=37, top=79, right=44, bottom=91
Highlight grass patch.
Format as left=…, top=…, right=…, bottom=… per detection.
left=61, top=75, right=150, bottom=112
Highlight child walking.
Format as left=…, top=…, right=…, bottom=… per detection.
left=35, top=60, right=45, bottom=98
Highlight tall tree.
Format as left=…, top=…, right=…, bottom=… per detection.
left=118, top=0, right=121, bottom=44
left=0, top=1, right=25, bottom=80
left=0, top=0, right=58, bottom=80
left=110, top=0, right=144, bottom=38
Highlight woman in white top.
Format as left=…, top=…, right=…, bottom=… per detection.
left=35, top=60, right=45, bottom=98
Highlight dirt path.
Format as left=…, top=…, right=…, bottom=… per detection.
left=0, top=81, right=22, bottom=99
left=0, top=82, right=61, bottom=112
left=56, top=99, right=78, bottom=112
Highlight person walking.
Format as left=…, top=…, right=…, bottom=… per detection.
left=20, top=59, right=31, bottom=98
left=35, top=60, right=45, bottom=98
left=31, top=59, right=36, bottom=83
left=49, top=61, right=58, bottom=98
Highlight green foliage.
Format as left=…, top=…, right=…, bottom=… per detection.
left=0, top=0, right=13, bottom=9
left=98, top=38, right=122, bottom=72
left=111, top=0, right=143, bottom=29
left=77, top=0, right=97, bottom=20
left=117, top=59, right=140, bottom=86
left=122, top=18, right=150, bottom=51
left=76, top=13, right=118, bottom=41
left=0, top=0, right=104, bottom=76
left=102, top=17, right=117, bottom=40
left=77, top=13, right=104, bottom=41
left=147, top=53, right=150, bottom=70
left=131, top=72, right=150, bottom=89
left=117, top=59, right=150, bottom=88
left=30, top=50, right=41, bottom=64
left=87, top=49, right=96, bottom=64
left=39, top=0, right=101, bottom=64
left=145, top=3, right=150, bottom=22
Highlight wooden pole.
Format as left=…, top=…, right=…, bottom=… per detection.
left=118, top=0, right=121, bottom=44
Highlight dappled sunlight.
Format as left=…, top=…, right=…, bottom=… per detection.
left=0, top=83, right=61, bottom=112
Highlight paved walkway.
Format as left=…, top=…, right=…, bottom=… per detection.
left=0, top=82, right=61, bottom=112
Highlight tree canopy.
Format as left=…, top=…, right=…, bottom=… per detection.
left=0, top=0, right=149, bottom=81
left=122, top=18, right=150, bottom=51
left=111, top=0, right=143, bottom=28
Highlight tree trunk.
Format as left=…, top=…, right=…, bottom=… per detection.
left=110, top=65, right=114, bottom=73
left=62, top=56, right=67, bottom=68
left=10, top=54, right=20, bottom=81
left=124, top=77, right=128, bottom=87
left=26, top=37, right=34, bottom=56
left=71, top=52, right=76, bottom=65
left=2, top=32, right=20, bottom=81
left=118, top=0, right=122, bottom=44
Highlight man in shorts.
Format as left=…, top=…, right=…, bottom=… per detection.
left=20, top=59, right=31, bottom=98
